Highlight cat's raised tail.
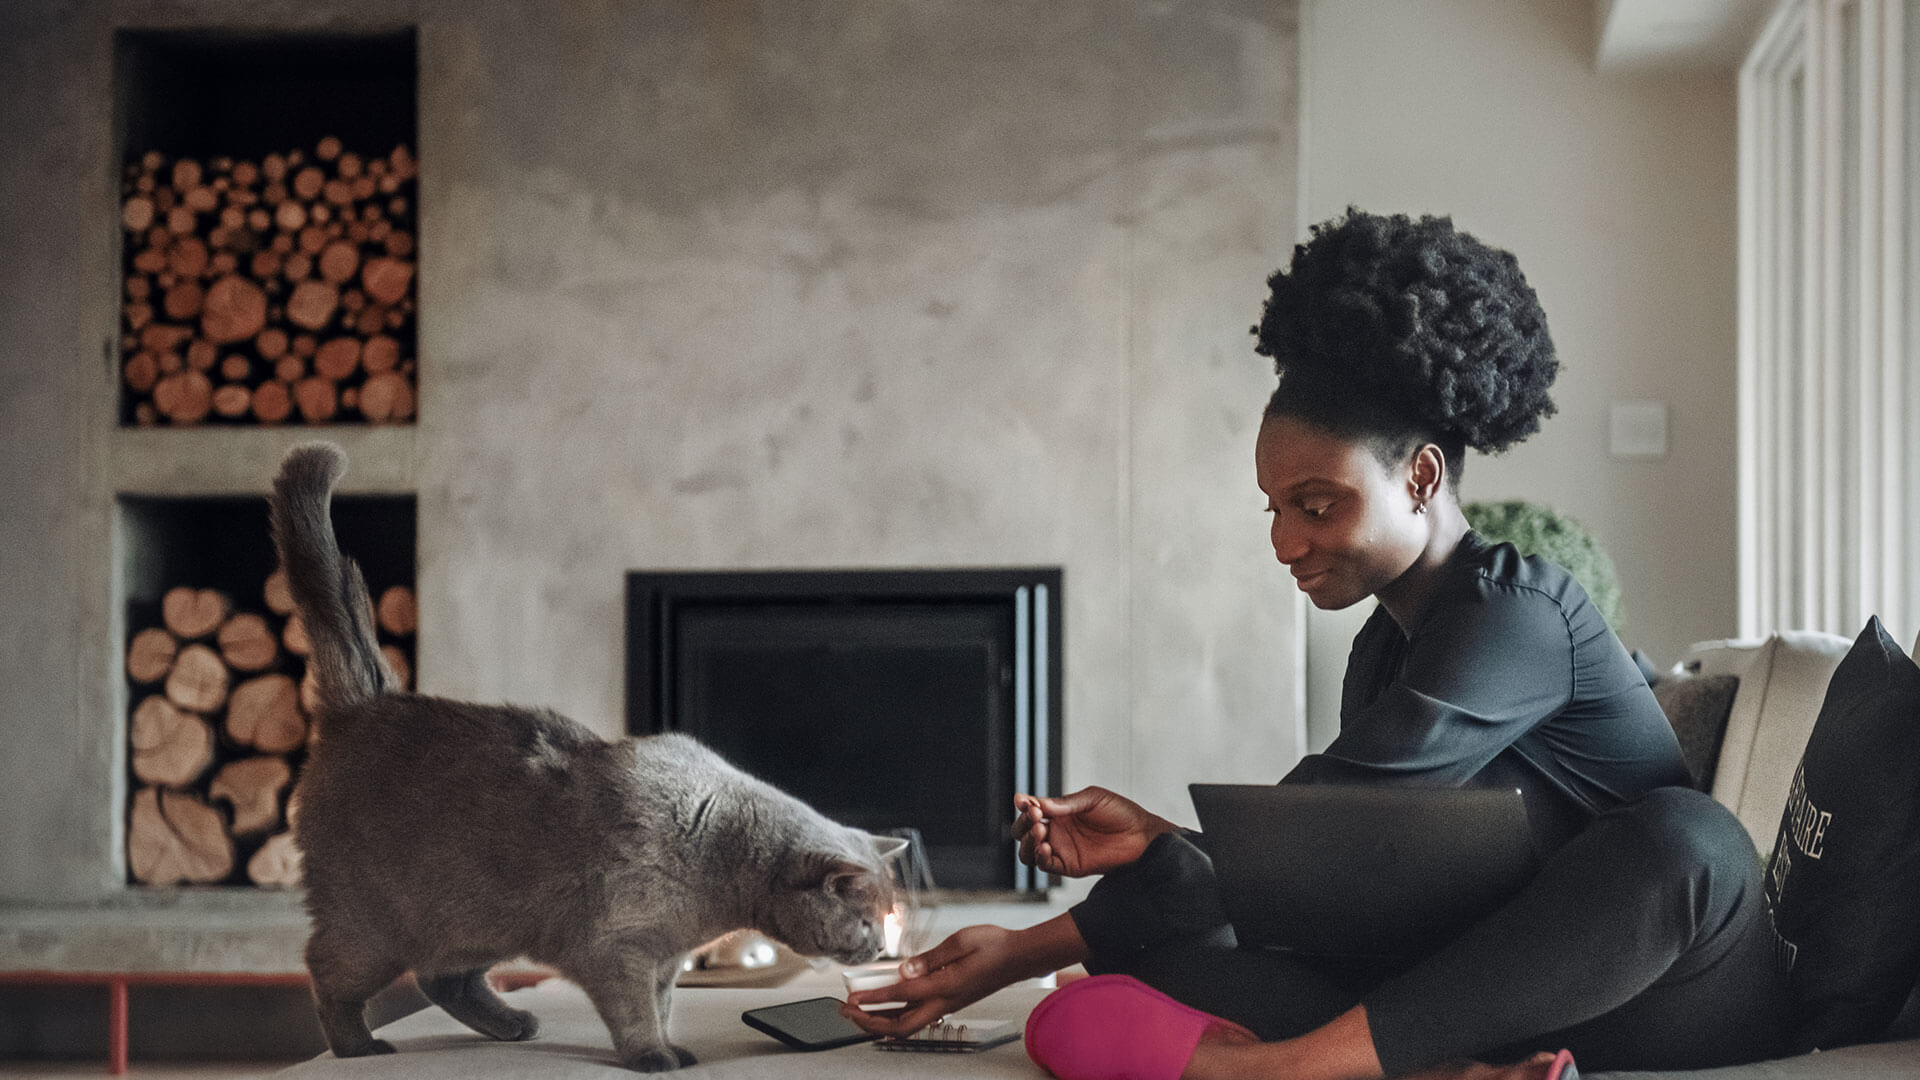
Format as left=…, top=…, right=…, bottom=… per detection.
left=269, top=443, right=396, bottom=713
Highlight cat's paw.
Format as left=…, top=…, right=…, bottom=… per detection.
left=671, top=1044, right=697, bottom=1067
left=496, top=1008, right=540, bottom=1041
left=336, top=1039, right=396, bottom=1057
left=619, top=1046, right=686, bottom=1072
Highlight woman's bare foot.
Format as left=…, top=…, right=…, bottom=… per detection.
left=1404, top=1051, right=1571, bottom=1080
left=1179, top=1024, right=1266, bottom=1080
left=1179, top=1004, right=1386, bottom=1080
left=1183, top=1037, right=1571, bottom=1080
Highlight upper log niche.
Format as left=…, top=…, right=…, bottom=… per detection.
left=114, top=29, right=419, bottom=428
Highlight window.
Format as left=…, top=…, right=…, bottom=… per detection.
left=1738, top=0, right=1914, bottom=641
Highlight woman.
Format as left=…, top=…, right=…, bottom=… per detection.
left=843, top=211, right=1789, bottom=1079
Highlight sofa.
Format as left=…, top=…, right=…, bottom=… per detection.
left=274, top=629, right=1920, bottom=1078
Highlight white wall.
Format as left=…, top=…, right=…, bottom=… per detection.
left=1300, top=0, right=1741, bottom=704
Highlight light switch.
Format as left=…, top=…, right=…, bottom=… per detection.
left=1609, top=401, right=1668, bottom=459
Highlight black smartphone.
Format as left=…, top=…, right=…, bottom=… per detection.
left=741, top=997, right=879, bottom=1051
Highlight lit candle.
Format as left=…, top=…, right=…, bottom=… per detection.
left=883, top=908, right=903, bottom=957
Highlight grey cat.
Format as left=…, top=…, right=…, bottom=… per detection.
left=269, top=442, right=903, bottom=1072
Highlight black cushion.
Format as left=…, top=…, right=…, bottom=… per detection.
left=1650, top=671, right=1739, bottom=791
left=1764, top=616, right=1920, bottom=1052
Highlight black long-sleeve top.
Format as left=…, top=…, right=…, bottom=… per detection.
left=1071, top=532, right=1691, bottom=958
left=1285, top=530, right=1689, bottom=849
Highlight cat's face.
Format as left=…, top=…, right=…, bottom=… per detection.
left=765, top=835, right=906, bottom=964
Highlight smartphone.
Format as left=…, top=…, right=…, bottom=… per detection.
left=740, top=997, right=879, bottom=1051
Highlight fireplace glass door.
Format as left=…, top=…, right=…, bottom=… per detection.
left=627, top=569, right=1060, bottom=893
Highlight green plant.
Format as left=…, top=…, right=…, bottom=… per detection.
left=1462, top=500, right=1624, bottom=632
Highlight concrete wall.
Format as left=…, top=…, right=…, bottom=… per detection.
left=0, top=0, right=1299, bottom=903
left=1299, top=0, right=1741, bottom=732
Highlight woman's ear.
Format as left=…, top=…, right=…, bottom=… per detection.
left=1409, top=444, right=1447, bottom=508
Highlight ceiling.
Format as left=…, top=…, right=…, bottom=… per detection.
left=1593, top=0, right=1777, bottom=70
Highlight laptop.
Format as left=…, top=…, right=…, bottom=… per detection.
left=1188, top=783, right=1539, bottom=961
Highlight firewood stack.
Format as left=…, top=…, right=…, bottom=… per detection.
left=125, top=576, right=417, bottom=886
left=118, top=137, right=418, bottom=426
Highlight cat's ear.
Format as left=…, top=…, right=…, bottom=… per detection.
left=783, top=850, right=869, bottom=892
left=867, top=833, right=910, bottom=863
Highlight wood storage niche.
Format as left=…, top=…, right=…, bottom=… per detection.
left=114, top=28, right=419, bottom=427
left=118, top=493, right=416, bottom=887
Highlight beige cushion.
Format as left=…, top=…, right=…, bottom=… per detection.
left=1685, top=631, right=1853, bottom=850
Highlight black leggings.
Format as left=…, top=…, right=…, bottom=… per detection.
left=1076, top=787, right=1792, bottom=1074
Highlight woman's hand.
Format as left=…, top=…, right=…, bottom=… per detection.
left=1013, top=786, right=1178, bottom=878
left=840, top=925, right=1025, bottom=1037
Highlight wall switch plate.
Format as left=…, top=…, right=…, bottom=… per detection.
left=1609, top=400, right=1668, bottom=459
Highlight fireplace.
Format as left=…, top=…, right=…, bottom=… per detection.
left=626, top=569, right=1061, bottom=894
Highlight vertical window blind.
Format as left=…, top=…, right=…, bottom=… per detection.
left=1738, top=0, right=1913, bottom=642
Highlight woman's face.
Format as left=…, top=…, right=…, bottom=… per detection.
left=1254, top=414, right=1430, bottom=610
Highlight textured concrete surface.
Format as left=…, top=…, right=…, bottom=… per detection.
left=0, top=0, right=1298, bottom=915
left=0, top=893, right=308, bottom=973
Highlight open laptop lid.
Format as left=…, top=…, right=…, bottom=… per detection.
left=1189, top=783, right=1538, bottom=960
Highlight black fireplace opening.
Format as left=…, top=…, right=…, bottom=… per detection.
left=626, top=569, right=1061, bottom=894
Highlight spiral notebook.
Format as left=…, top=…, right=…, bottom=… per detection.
left=875, top=1018, right=1020, bottom=1053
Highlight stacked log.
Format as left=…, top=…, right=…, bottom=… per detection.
left=125, top=573, right=417, bottom=888
left=118, top=139, right=418, bottom=426
left=376, top=585, right=417, bottom=689
left=211, top=756, right=293, bottom=835
left=129, top=788, right=234, bottom=887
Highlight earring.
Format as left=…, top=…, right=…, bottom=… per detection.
left=1413, top=501, right=1428, bottom=516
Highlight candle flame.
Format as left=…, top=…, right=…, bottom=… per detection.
left=883, top=908, right=904, bottom=957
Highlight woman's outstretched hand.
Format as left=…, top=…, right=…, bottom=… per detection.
left=840, top=925, right=1024, bottom=1037
left=1013, top=786, right=1178, bottom=878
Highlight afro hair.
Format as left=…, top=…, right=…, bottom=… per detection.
left=1253, top=209, right=1558, bottom=456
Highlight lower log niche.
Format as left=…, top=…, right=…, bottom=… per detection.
left=125, top=577, right=417, bottom=887
left=118, top=494, right=416, bottom=888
